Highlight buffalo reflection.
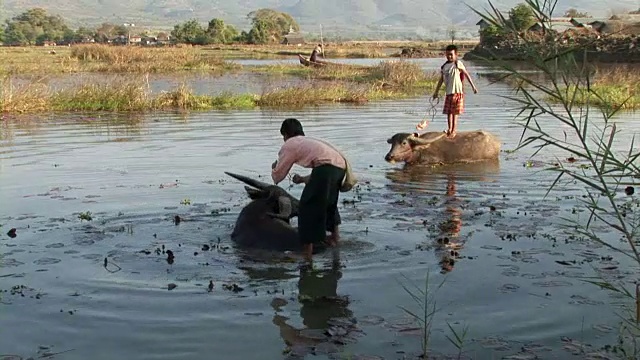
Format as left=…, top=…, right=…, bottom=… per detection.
left=238, top=250, right=354, bottom=357
left=385, top=160, right=500, bottom=273
left=436, top=173, right=463, bottom=273
left=384, top=159, right=500, bottom=195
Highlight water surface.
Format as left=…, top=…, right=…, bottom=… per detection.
left=1, top=60, right=639, bottom=360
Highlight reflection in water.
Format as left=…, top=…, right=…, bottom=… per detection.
left=0, top=113, right=151, bottom=143
left=236, top=249, right=355, bottom=357
left=384, top=161, right=501, bottom=273
left=384, top=160, right=500, bottom=194
left=436, top=173, right=463, bottom=273
left=268, top=252, right=355, bottom=357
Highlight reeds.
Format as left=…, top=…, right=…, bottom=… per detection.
left=544, top=66, right=640, bottom=110
left=0, top=76, right=256, bottom=113
left=0, top=59, right=437, bottom=113
left=0, top=45, right=241, bottom=74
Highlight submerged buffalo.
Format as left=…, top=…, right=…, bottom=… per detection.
left=225, top=172, right=326, bottom=253
left=384, top=130, right=501, bottom=165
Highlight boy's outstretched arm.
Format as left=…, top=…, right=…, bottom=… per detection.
left=461, top=69, right=478, bottom=94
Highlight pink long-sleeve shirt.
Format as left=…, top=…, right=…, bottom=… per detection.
left=271, top=136, right=346, bottom=185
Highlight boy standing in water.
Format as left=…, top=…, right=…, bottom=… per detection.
left=417, top=44, right=478, bottom=138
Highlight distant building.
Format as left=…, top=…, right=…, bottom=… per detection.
left=281, top=26, right=305, bottom=45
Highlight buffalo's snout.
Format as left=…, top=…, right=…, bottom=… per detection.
left=384, top=152, right=392, bottom=162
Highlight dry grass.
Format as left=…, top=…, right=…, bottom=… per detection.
left=207, top=40, right=478, bottom=59
left=257, top=59, right=438, bottom=88
left=254, top=60, right=438, bottom=108
left=0, top=75, right=256, bottom=113
left=547, top=66, right=640, bottom=110
left=0, top=77, right=51, bottom=113
left=0, top=45, right=241, bottom=75
left=0, top=58, right=440, bottom=113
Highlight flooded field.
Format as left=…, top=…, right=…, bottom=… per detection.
left=1, top=58, right=639, bottom=360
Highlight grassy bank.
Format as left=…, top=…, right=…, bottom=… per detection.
left=256, top=59, right=438, bottom=87
left=208, top=40, right=477, bottom=59
left=0, top=45, right=241, bottom=75
left=0, top=41, right=479, bottom=75
left=546, top=67, right=640, bottom=110
left=0, top=61, right=438, bottom=113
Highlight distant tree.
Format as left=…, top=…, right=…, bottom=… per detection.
left=244, top=9, right=299, bottom=44
left=0, top=25, right=4, bottom=43
left=171, top=19, right=207, bottom=45
left=206, top=18, right=239, bottom=44
left=479, top=23, right=505, bottom=45
left=630, top=8, right=640, bottom=14
left=3, top=8, right=71, bottom=45
left=4, top=22, right=31, bottom=45
left=508, top=3, right=536, bottom=32
left=563, top=8, right=591, bottom=18
left=74, top=26, right=96, bottom=42
left=93, top=23, right=128, bottom=43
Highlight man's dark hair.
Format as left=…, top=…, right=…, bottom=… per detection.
left=445, top=44, right=458, bottom=53
left=280, top=118, right=305, bottom=137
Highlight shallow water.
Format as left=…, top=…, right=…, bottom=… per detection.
left=1, top=60, right=640, bottom=360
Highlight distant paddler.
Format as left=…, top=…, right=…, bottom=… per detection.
left=310, top=44, right=323, bottom=63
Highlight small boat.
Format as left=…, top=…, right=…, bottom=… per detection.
left=297, top=54, right=373, bottom=70
left=298, top=54, right=330, bottom=67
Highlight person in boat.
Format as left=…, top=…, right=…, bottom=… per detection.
left=310, top=44, right=323, bottom=62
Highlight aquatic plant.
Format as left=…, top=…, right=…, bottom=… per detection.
left=445, top=321, right=470, bottom=360
left=0, top=76, right=257, bottom=113
left=397, top=270, right=447, bottom=357
left=471, top=0, right=640, bottom=357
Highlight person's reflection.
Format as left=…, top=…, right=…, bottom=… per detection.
left=271, top=251, right=352, bottom=354
left=436, top=173, right=464, bottom=273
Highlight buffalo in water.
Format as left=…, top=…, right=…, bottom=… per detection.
left=384, top=130, right=501, bottom=165
left=225, top=172, right=326, bottom=253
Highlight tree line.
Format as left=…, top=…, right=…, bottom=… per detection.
left=0, top=8, right=300, bottom=46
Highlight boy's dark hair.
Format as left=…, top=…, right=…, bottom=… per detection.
left=445, top=44, right=458, bottom=53
left=280, top=118, right=305, bottom=137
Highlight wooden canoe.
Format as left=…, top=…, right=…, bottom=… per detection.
left=297, top=54, right=374, bottom=69
left=298, top=54, right=330, bottom=67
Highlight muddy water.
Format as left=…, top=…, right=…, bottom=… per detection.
left=1, top=60, right=640, bottom=360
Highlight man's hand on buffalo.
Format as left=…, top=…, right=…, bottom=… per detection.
left=292, top=174, right=310, bottom=184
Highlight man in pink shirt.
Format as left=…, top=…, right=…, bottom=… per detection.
left=271, top=118, right=347, bottom=262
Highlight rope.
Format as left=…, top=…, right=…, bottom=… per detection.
left=415, top=97, right=440, bottom=131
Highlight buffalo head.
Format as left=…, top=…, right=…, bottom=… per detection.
left=384, top=131, right=446, bottom=164
left=225, top=172, right=325, bottom=253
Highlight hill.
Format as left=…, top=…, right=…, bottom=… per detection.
left=2, top=0, right=639, bottom=38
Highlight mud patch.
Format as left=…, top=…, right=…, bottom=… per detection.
left=532, top=280, right=573, bottom=288
left=45, top=243, right=65, bottom=249
left=0, top=258, right=25, bottom=268
left=33, top=258, right=61, bottom=266
left=499, top=283, right=520, bottom=293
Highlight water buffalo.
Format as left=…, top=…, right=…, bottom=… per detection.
left=225, top=172, right=326, bottom=253
left=384, top=130, right=501, bottom=165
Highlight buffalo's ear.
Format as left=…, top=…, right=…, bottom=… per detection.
left=245, top=187, right=266, bottom=200
left=387, top=138, right=393, bottom=144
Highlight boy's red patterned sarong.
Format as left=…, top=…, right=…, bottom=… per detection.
left=443, top=93, right=464, bottom=115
